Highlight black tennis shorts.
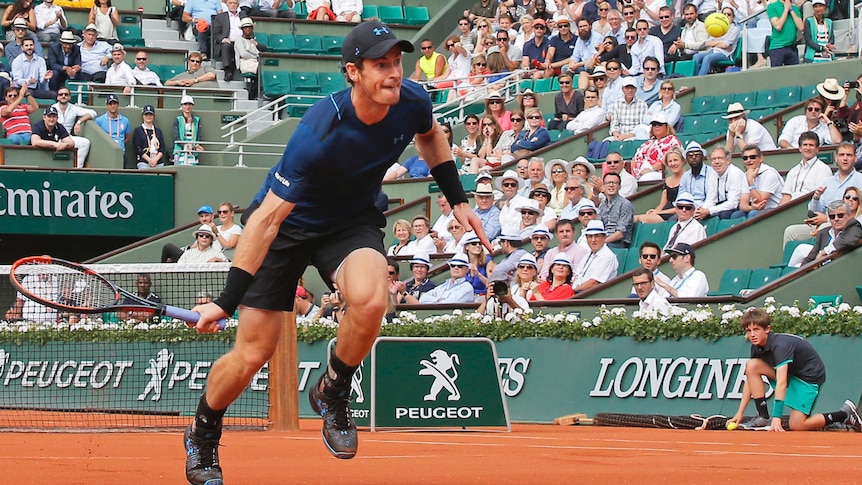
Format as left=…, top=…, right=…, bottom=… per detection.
left=239, top=204, right=386, bottom=312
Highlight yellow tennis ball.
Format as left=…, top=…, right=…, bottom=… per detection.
left=726, top=421, right=738, bottom=431
left=704, top=12, right=730, bottom=37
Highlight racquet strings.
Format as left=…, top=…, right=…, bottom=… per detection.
left=13, top=261, right=118, bottom=310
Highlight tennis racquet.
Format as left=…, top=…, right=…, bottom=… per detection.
left=9, top=256, right=226, bottom=330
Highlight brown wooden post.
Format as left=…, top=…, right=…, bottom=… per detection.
left=268, top=311, right=299, bottom=431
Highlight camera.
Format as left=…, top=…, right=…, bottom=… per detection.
left=492, top=280, right=509, bottom=297
left=846, top=81, right=860, bottom=89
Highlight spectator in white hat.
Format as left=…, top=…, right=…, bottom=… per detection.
left=573, top=220, right=619, bottom=292
left=540, top=218, right=588, bottom=282
left=104, top=43, right=135, bottom=93
left=398, top=253, right=436, bottom=304
left=533, top=255, right=575, bottom=301
left=489, top=230, right=529, bottom=285
left=517, top=199, right=543, bottom=238
left=530, top=226, right=553, bottom=271
left=496, top=169, right=532, bottom=236
left=177, top=225, right=228, bottom=263
left=472, top=182, right=502, bottom=241
left=663, top=192, right=707, bottom=251
left=418, top=253, right=475, bottom=304
left=723, top=102, right=777, bottom=154
left=630, top=112, right=681, bottom=182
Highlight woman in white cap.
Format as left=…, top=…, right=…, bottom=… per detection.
left=511, top=253, right=540, bottom=302
left=531, top=255, right=575, bottom=301
left=569, top=156, right=597, bottom=199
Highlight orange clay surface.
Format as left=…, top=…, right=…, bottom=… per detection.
left=1, top=419, right=860, bottom=484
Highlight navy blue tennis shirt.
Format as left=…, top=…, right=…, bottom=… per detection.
left=251, top=79, right=433, bottom=230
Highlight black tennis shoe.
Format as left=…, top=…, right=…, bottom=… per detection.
left=184, top=424, right=224, bottom=485
left=308, top=374, right=358, bottom=459
left=841, top=400, right=861, bottom=432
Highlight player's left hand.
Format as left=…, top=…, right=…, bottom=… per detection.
left=452, top=202, right=494, bottom=253
left=769, top=417, right=785, bottom=432
left=191, top=302, right=229, bottom=334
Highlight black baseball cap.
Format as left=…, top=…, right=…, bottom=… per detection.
left=341, top=21, right=413, bottom=69
left=666, top=242, right=695, bottom=257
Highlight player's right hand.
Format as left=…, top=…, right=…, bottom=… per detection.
left=192, top=302, right=229, bottom=334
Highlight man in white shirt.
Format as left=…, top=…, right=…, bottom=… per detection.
left=559, top=175, right=591, bottom=221
left=34, top=0, right=67, bottom=43
left=52, top=85, right=94, bottom=168
left=567, top=86, right=605, bottom=135
left=656, top=242, right=709, bottom=298
left=601, top=151, right=638, bottom=198
left=779, top=131, right=833, bottom=204
left=778, top=98, right=843, bottom=149
left=404, top=215, right=437, bottom=255
left=131, top=52, right=163, bottom=86
left=632, top=267, right=671, bottom=314
left=664, top=192, right=707, bottom=250
left=539, top=219, right=588, bottom=281
left=697, top=146, right=746, bottom=220
left=497, top=169, right=531, bottom=235
left=105, top=43, right=137, bottom=93
left=735, top=144, right=785, bottom=218
left=177, top=225, right=228, bottom=263
left=212, top=0, right=243, bottom=82
left=431, top=194, right=455, bottom=244
left=628, top=241, right=671, bottom=297
left=630, top=19, right=665, bottom=75
left=723, top=102, right=777, bottom=154
left=11, top=38, right=55, bottom=99
left=573, top=220, right=619, bottom=293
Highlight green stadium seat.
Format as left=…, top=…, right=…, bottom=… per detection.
left=296, top=34, right=324, bottom=54
left=618, top=140, right=639, bottom=160
left=533, top=77, right=555, bottom=93
left=322, top=35, right=344, bottom=55
left=631, top=221, right=672, bottom=250
left=800, top=84, right=819, bottom=100
left=781, top=239, right=815, bottom=266
left=254, top=32, right=270, bottom=47
left=707, top=93, right=733, bottom=114
left=548, top=129, right=563, bottom=142
left=809, top=294, right=842, bottom=309
left=295, top=0, right=308, bottom=18
left=730, top=91, right=755, bottom=107
left=780, top=265, right=796, bottom=276
left=269, top=34, right=297, bottom=53
left=749, top=267, right=782, bottom=289
left=772, top=86, right=801, bottom=107
left=153, top=64, right=186, bottom=83
left=818, top=152, right=834, bottom=164
left=672, top=60, right=695, bottom=77
left=713, top=41, right=742, bottom=70
left=117, top=25, right=145, bottom=47
left=289, top=71, right=320, bottom=93
left=748, top=108, right=771, bottom=121
left=262, top=71, right=291, bottom=98
left=611, top=247, right=628, bottom=269
left=702, top=216, right=721, bottom=237
left=319, top=72, right=346, bottom=94
left=707, top=268, right=752, bottom=296
left=690, top=96, right=712, bottom=114
left=362, top=4, right=378, bottom=18
left=753, top=89, right=775, bottom=108
left=556, top=130, right=573, bottom=141
left=404, top=6, right=430, bottom=25
left=715, top=217, right=744, bottom=234
left=377, top=5, right=405, bottom=23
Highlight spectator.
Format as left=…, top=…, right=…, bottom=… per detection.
left=530, top=226, right=553, bottom=273
left=648, top=6, right=681, bottom=63
left=511, top=107, right=551, bottom=157
left=634, top=56, right=661, bottom=105
left=1, top=84, right=37, bottom=145
left=254, top=0, right=296, bottom=18
left=778, top=98, right=842, bottom=148
left=804, top=143, right=862, bottom=225
left=620, top=4, right=637, bottom=31
left=591, top=1, right=613, bottom=36
left=787, top=199, right=862, bottom=267
left=608, top=77, right=648, bottom=141
left=544, top=18, right=576, bottom=77
left=133, top=105, right=167, bottom=169
left=518, top=89, right=542, bottom=122
left=455, top=16, right=477, bottom=54
left=539, top=218, right=588, bottom=281
left=734, top=144, right=785, bottom=218
left=411, top=38, right=447, bottom=83
left=34, top=0, right=66, bottom=43
left=598, top=172, right=634, bottom=248
left=657, top=242, right=709, bottom=298
left=473, top=24, right=495, bottom=58
left=479, top=272, right=531, bottom=318
left=11, top=37, right=55, bottom=99
left=131, top=51, right=162, bottom=86
left=836, top=77, right=862, bottom=142
left=52, top=85, right=94, bottom=168
left=566, top=86, right=605, bottom=135
left=183, top=0, right=220, bottom=58
left=454, top=114, right=481, bottom=172
left=235, top=17, right=265, bottom=98
left=779, top=131, right=833, bottom=204
left=513, top=14, right=535, bottom=50
left=604, top=6, right=626, bottom=42
left=30, top=105, right=74, bottom=155
left=697, top=146, right=747, bottom=220
left=294, top=286, right=320, bottom=319
left=600, top=58, right=625, bottom=112
left=549, top=73, right=584, bottom=131
left=544, top=159, right=569, bottom=216
left=405, top=215, right=437, bottom=255
left=723, top=102, right=777, bottom=154
left=435, top=218, right=471, bottom=254
left=465, top=0, right=496, bottom=24
left=559, top=174, right=591, bottom=220
left=94, top=94, right=130, bottom=152
left=78, top=23, right=111, bottom=83
left=522, top=156, right=551, bottom=199
left=517, top=199, right=543, bottom=238
left=431, top=194, right=455, bottom=244
left=104, top=43, right=136, bottom=93
left=5, top=273, right=57, bottom=322
left=767, top=0, right=803, bottom=67
left=165, top=51, right=218, bottom=88
left=679, top=141, right=716, bottom=208
left=487, top=26, right=521, bottom=72
left=168, top=0, right=191, bottom=41
left=636, top=79, right=680, bottom=139
left=674, top=3, right=708, bottom=61
left=48, top=30, right=81, bottom=91
left=496, top=13, right=519, bottom=45
left=663, top=192, right=707, bottom=250
left=485, top=51, right=511, bottom=90
left=117, top=274, right=161, bottom=321
left=212, top=0, right=242, bottom=82
left=2, top=0, right=35, bottom=42
left=507, top=252, right=540, bottom=302
left=173, top=95, right=204, bottom=165
left=598, top=151, right=638, bottom=198
left=692, top=8, right=740, bottom=76
left=597, top=32, right=635, bottom=80
left=419, top=253, right=475, bottom=304
left=398, top=253, right=436, bottom=304
left=521, top=18, right=551, bottom=80
left=632, top=267, right=671, bottom=313
left=4, top=17, right=41, bottom=62
left=564, top=18, right=604, bottom=77
left=575, top=200, right=600, bottom=248
left=485, top=91, right=512, bottom=131
left=471, top=115, right=506, bottom=172
left=464, top=234, right=495, bottom=299
left=489, top=230, right=529, bottom=285
left=636, top=147, right=686, bottom=223
left=384, top=138, right=431, bottom=180
left=473, top=182, right=502, bottom=240
left=628, top=241, right=672, bottom=297
left=88, top=0, right=118, bottom=44
left=160, top=205, right=218, bottom=262
left=845, top=186, right=862, bottom=221
left=631, top=113, right=681, bottom=181
left=802, top=0, right=835, bottom=62
left=386, top=219, right=413, bottom=256
left=496, top=169, right=532, bottom=235
left=573, top=220, right=619, bottom=292
left=456, top=54, right=490, bottom=100
left=177, top=225, right=228, bottom=263
left=214, top=202, right=242, bottom=258
left=437, top=36, right=471, bottom=103
left=630, top=19, right=664, bottom=75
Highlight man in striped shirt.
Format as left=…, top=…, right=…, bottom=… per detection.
left=0, top=84, right=38, bottom=145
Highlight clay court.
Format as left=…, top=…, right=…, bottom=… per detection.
left=1, top=420, right=860, bottom=484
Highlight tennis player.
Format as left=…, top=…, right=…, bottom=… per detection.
left=184, top=21, right=492, bottom=485
left=729, top=308, right=861, bottom=432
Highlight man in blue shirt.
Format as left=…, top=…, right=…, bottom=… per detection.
left=183, top=0, right=221, bottom=59
left=473, top=181, right=502, bottom=240
left=521, top=18, right=550, bottom=79
left=184, top=21, right=492, bottom=485
left=94, top=94, right=130, bottom=152
left=679, top=141, right=716, bottom=211
left=544, top=18, right=576, bottom=77
left=565, top=18, right=604, bottom=76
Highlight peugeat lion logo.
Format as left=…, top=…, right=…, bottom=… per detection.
left=419, top=349, right=461, bottom=401
left=138, top=348, right=173, bottom=401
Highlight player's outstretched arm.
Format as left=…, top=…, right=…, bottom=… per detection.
left=193, top=190, right=295, bottom=333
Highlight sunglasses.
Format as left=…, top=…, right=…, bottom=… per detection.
left=741, top=154, right=758, bottom=160
left=497, top=37, right=508, bottom=41
left=517, top=264, right=536, bottom=270
left=475, top=62, right=486, bottom=67
left=599, top=7, right=609, bottom=10
left=421, top=46, right=434, bottom=50
left=606, top=160, right=622, bottom=165
left=449, top=264, right=468, bottom=268
left=607, top=66, right=621, bottom=70
left=502, top=182, right=519, bottom=188
left=565, top=186, right=581, bottom=191
left=521, top=211, right=537, bottom=215
left=551, top=169, right=565, bottom=174
left=806, top=106, right=822, bottom=112
left=484, top=41, right=494, bottom=46
left=482, top=122, right=495, bottom=126
left=489, top=99, right=502, bottom=104
left=466, top=121, right=478, bottom=125
left=217, top=209, right=230, bottom=214
left=559, top=80, right=571, bottom=85
left=641, top=254, right=659, bottom=260
left=661, top=86, right=674, bottom=91
left=136, top=57, right=147, bottom=61
left=459, top=22, right=469, bottom=26
left=643, top=66, right=658, bottom=71
left=677, top=205, right=695, bottom=211
left=593, top=77, right=606, bottom=82
left=578, top=211, right=596, bottom=216
left=57, top=92, right=70, bottom=96
left=636, top=27, right=649, bottom=31
left=557, top=23, right=570, bottom=28
left=511, top=117, right=524, bottom=122
left=845, top=195, right=860, bottom=201
left=527, top=115, right=542, bottom=119
left=197, top=234, right=213, bottom=239
left=447, top=43, right=455, bottom=48
left=659, top=15, right=670, bottom=19
left=478, top=24, right=489, bottom=28
left=829, top=213, right=847, bottom=220
left=388, top=270, right=397, bottom=275
left=669, top=253, right=683, bottom=260
left=189, top=59, right=202, bottom=64
left=534, top=25, right=546, bottom=29
left=466, top=241, right=481, bottom=246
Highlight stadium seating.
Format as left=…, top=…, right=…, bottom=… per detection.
left=269, top=33, right=298, bottom=53
left=707, top=268, right=752, bottom=296
left=404, top=6, right=430, bottom=25
left=377, top=5, right=406, bottom=24
left=322, top=35, right=344, bottom=55
left=295, top=34, right=324, bottom=54
left=263, top=71, right=292, bottom=98
left=289, top=71, right=320, bottom=93
left=117, top=25, right=145, bottom=47
left=749, top=267, right=782, bottom=288
left=319, top=72, right=346, bottom=94
left=362, top=4, right=379, bottom=19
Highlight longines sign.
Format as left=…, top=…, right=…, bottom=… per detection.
left=0, top=170, right=174, bottom=236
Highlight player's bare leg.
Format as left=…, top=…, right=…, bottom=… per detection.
left=185, top=308, right=282, bottom=485
left=739, top=358, right=775, bottom=430
left=309, top=248, right=388, bottom=459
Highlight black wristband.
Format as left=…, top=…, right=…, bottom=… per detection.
left=430, top=160, right=469, bottom=206
left=214, top=267, right=254, bottom=316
